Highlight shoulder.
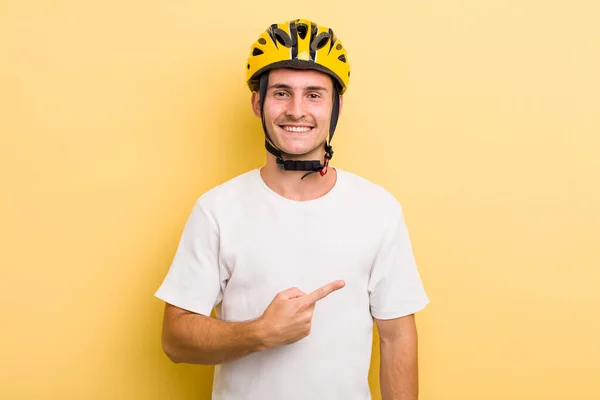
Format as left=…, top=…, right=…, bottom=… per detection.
left=336, top=169, right=403, bottom=215
left=195, top=169, right=259, bottom=212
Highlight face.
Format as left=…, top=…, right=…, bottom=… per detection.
left=252, top=68, right=342, bottom=160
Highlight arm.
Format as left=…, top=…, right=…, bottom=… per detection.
left=161, top=281, right=344, bottom=365
left=161, top=303, right=266, bottom=365
left=375, top=314, right=419, bottom=400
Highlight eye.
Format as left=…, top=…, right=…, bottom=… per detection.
left=308, top=93, right=321, bottom=99
left=273, top=91, right=288, bottom=97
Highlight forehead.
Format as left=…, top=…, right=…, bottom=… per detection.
left=268, top=68, right=333, bottom=89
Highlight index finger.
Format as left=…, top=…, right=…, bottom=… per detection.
left=306, top=280, right=346, bottom=304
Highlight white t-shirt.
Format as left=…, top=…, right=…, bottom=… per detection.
left=155, top=168, right=429, bottom=400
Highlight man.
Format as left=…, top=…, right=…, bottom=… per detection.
left=155, top=18, right=429, bottom=400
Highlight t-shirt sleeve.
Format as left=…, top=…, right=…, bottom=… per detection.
left=368, top=205, right=429, bottom=320
left=154, top=199, right=226, bottom=316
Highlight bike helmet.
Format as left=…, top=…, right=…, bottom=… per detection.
left=246, top=19, right=350, bottom=178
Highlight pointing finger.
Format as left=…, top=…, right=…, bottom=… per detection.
left=306, top=280, right=345, bottom=304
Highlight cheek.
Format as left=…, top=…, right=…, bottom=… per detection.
left=264, top=105, right=284, bottom=123
left=313, top=108, right=331, bottom=129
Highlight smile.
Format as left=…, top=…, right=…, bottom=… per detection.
left=280, top=126, right=313, bottom=133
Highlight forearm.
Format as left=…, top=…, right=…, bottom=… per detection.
left=380, top=334, right=419, bottom=400
left=162, top=312, right=266, bottom=365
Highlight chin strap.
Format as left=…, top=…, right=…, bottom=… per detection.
left=259, top=73, right=340, bottom=180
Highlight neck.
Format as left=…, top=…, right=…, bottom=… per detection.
left=260, top=153, right=337, bottom=201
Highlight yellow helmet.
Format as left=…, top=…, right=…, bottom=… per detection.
left=246, top=19, right=350, bottom=94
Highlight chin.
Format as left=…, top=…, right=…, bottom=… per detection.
left=278, top=142, right=324, bottom=159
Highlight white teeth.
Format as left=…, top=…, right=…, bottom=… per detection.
left=283, top=126, right=311, bottom=133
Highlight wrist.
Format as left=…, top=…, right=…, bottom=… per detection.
left=249, top=318, right=270, bottom=352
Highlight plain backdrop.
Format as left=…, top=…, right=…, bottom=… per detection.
left=1, top=1, right=599, bottom=399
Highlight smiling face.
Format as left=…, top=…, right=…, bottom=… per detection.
left=252, top=68, right=340, bottom=160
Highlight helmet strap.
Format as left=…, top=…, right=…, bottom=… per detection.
left=258, top=73, right=338, bottom=180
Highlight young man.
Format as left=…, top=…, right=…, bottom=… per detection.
left=155, top=18, right=429, bottom=400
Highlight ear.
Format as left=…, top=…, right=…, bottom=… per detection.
left=251, top=91, right=261, bottom=118
left=338, top=95, right=343, bottom=117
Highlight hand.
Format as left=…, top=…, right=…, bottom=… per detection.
left=256, top=280, right=346, bottom=349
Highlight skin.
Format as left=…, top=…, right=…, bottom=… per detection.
left=251, top=68, right=341, bottom=201
left=161, top=68, right=420, bottom=399
left=161, top=280, right=345, bottom=364
left=377, top=315, right=420, bottom=400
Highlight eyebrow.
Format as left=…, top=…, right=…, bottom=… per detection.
left=268, top=83, right=329, bottom=92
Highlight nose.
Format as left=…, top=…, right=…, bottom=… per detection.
left=286, top=94, right=306, bottom=120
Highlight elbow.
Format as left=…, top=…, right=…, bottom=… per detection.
left=162, top=337, right=182, bottom=363
left=161, top=331, right=212, bottom=365
left=161, top=331, right=187, bottom=363
left=160, top=304, right=199, bottom=364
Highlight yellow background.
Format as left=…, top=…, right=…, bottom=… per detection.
left=1, top=0, right=599, bottom=399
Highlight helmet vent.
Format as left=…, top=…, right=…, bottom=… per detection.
left=252, top=48, right=264, bottom=56
left=272, top=28, right=293, bottom=48
left=338, top=54, right=347, bottom=63
left=328, top=29, right=337, bottom=54
left=297, top=23, right=308, bottom=39
left=311, top=32, right=330, bottom=51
